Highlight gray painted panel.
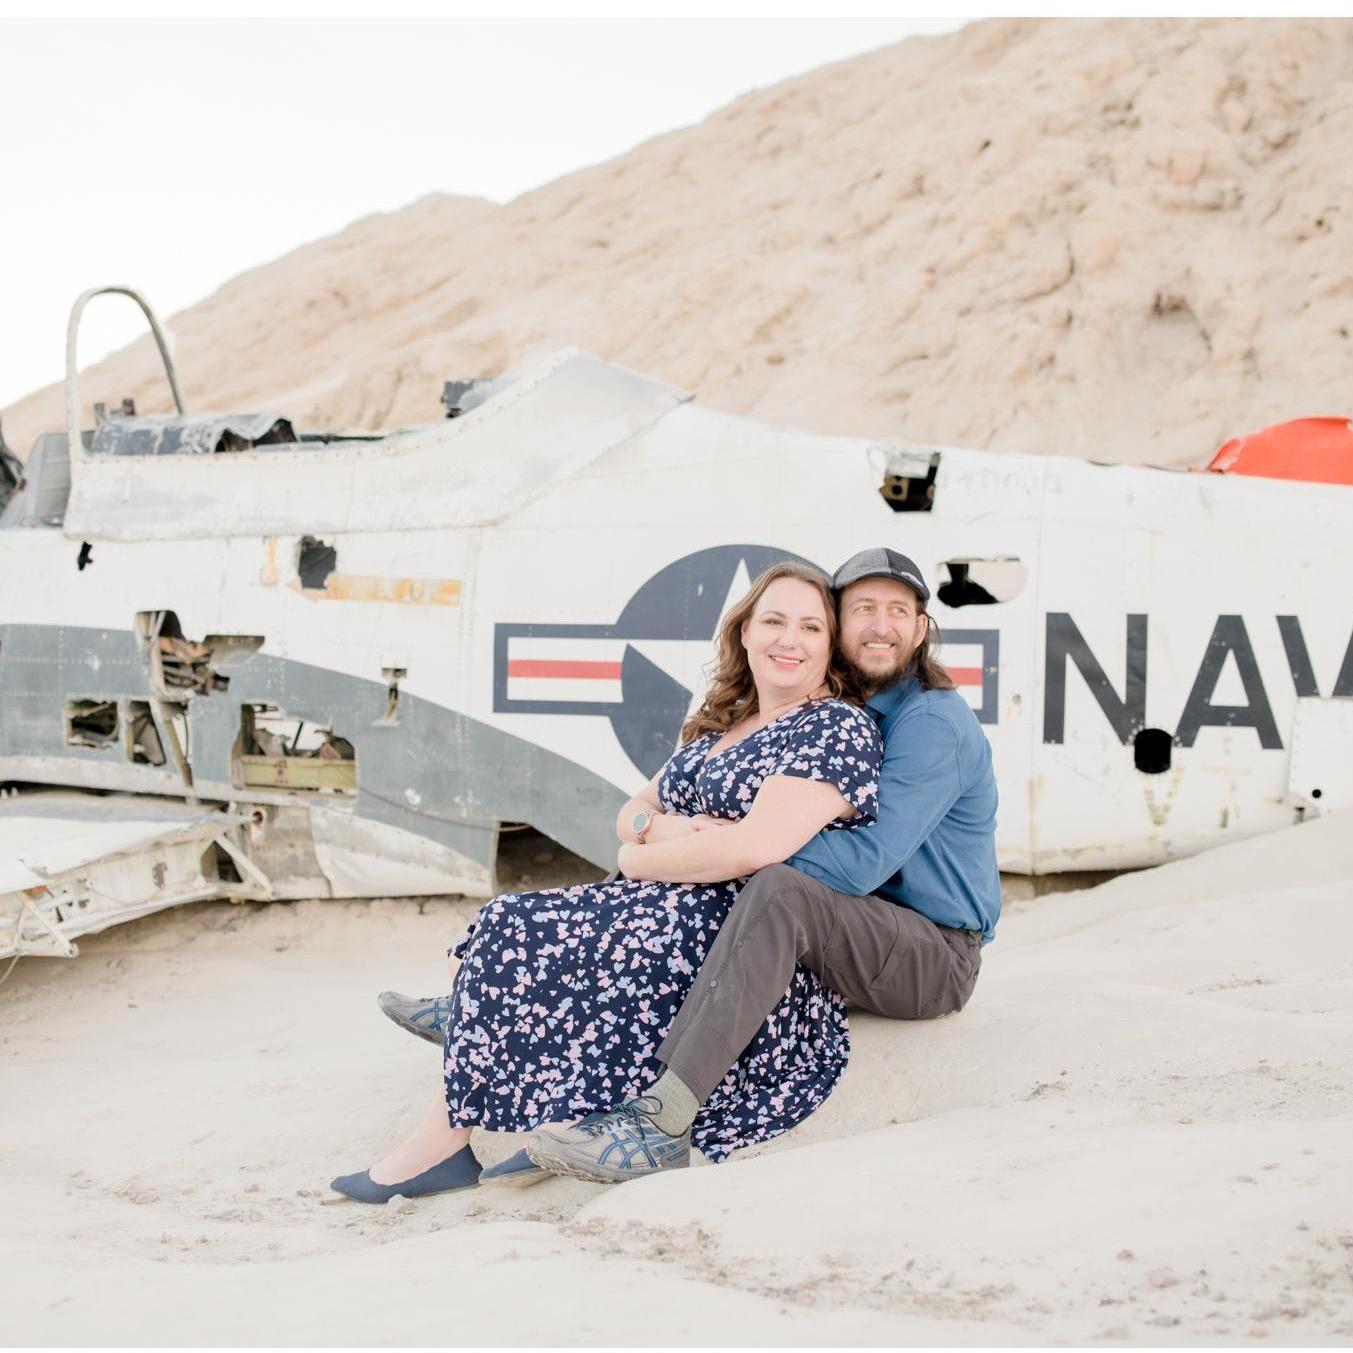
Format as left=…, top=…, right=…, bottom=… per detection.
left=0, top=624, right=625, bottom=875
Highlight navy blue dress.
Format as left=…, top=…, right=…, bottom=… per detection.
left=443, top=697, right=881, bottom=1162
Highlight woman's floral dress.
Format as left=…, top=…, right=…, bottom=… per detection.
left=443, top=697, right=881, bottom=1162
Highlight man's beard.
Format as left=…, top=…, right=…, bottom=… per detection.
left=844, top=649, right=912, bottom=699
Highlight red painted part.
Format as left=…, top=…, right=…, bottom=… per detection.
left=1208, top=417, right=1353, bottom=485
left=944, top=666, right=983, bottom=686
left=507, top=660, right=623, bottom=680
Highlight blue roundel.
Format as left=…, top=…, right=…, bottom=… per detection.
left=493, top=543, right=823, bottom=777
left=608, top=544, right=816, bottom=776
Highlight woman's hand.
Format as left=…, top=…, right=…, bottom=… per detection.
left=618, top=815, right=729, bottom=876
left=447, top=952, right=462, bottom=980
left=616, top=842, right=641, bottom=878
left=645, top=813, right=701, bottom=844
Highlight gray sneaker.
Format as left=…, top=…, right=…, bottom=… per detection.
left=377, top=991, right=453, bottom=1045
left=525, top=1096, right=691, bottom=1184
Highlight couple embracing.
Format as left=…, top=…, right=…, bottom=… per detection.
left=331, top=546, right=1001, bottom=1201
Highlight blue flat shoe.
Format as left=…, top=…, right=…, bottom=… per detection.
left=480, top=1113, right=608, bottom=1188
left=330, top=1144, right=481, bottom=1204
left=479, top=1146, right=546, bottom=1188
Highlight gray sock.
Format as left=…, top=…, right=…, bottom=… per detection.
left=646, top=1069, right=700, bottom=1137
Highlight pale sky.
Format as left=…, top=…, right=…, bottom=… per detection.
left=0, top=17, right=966, bottom=421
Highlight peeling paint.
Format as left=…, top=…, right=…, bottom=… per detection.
left=289, top=574, right=462, bottom=606
left=260, top=537, right=279, bottom=586
left=1142, top=766, right=1185, bottom=828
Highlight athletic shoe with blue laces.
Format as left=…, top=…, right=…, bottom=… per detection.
left=377, top=990, right=453, bottom=1045
left=524, top=1096, right=691, bottom=1184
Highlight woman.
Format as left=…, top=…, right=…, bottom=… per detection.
left=332, top=561, right=882, bottom=1201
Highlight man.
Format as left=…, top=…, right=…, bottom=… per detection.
left=380, top=546, right=1001, bottom=1186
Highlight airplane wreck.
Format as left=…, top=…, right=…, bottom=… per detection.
left=2, top=285, right=1351, bottom=963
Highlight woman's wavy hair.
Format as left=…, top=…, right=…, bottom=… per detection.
left=680, top=562, right=854, bottom=745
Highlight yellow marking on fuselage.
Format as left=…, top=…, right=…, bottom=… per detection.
left=289, top=574, right=462, bottom=606
left=260, top=537, right=279, bottom=586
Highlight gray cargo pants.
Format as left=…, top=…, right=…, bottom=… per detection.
left=658, top=863, right=983, bottom=1102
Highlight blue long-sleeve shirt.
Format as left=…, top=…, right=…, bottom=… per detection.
left=788, top=677, right=1002, bottom=942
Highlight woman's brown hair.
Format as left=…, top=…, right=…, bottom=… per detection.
left=680, top=562, right=853, bottom=744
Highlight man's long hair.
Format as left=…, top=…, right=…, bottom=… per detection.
left=680, top=562, right=854, bottom=744
left=908, top=608, right=956, bottom=692
left=847, top=591, right=956, bottom=697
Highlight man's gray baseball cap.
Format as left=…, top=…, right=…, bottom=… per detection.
left=832, top=547, right=930, bottom=603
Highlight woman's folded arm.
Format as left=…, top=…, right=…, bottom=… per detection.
left=615, top=773, right=707, bottom=846
left=618, top=775, right=851, bottom=884
left=615, top=769, right=664, bottom=844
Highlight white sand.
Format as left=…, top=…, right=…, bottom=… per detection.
left=5, top=19, right=1352, bottom=467
left=3, top=813, right=1350, bottom=1345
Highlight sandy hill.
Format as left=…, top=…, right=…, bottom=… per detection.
left=4, top=17, right=1352, bottom=467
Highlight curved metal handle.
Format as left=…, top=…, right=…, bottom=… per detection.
left=65, top=285, right=185, bottom=461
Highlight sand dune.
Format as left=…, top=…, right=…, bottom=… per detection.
left=3, top=812, right=1349, bottom=1344
left=5, top=19, right=1352, bottom=467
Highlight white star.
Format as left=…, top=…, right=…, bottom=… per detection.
left=628, top=558, right=753, bottom=720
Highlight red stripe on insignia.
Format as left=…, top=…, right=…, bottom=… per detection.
left=946, top=666, right=983, bottom=685
left=507, top=660, right=624, bottom=680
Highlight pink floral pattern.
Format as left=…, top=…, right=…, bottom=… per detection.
left=443, top=698, right=881, bottom=1162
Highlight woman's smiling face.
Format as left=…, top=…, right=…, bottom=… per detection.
left=740, top=576, right=832, bottom=702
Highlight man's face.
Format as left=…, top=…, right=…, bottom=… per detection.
left=838, top=576, right=928, bottom=694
